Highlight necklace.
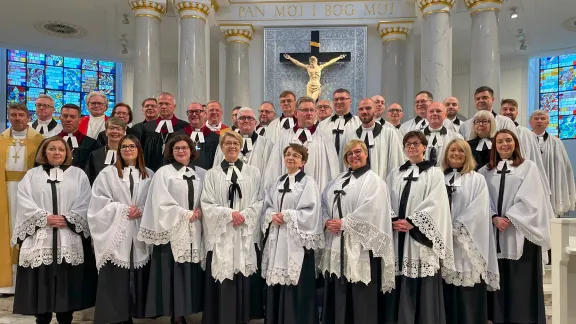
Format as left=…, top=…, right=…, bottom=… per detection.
left=10, top=139, right=25, bottom=164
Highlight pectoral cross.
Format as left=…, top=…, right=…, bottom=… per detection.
left=12, top=151, right=20, bottom=164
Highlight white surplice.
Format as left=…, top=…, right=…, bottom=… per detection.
left=319, top=168, right=396, bottom=293
left=317, top=114, right=361, bottom=160
left=88, top=165, right=154, bottom=271
left=386, top=162, right=455, bottom=278
left=201, top=162, right=264, bottom=282
left=515, top=125, right=551, bottom=197
left=479, top=160, right=552, bottom=260
left=459, top=112, right=517, bottom=140
left=442, top=170, right=500, bottom=290
left=213, top=132, right=274, bottom=173
left=87, top=115, right=107, bottom=139
left=11, top=166, right=91, bottom=268
left=264, top=117, right=294, bottom=144
left=422, top=126, right=464, bottom=167
left=138, top=163, right=205, bottom=264
left=400, top=118, right=456, bottom=136
left=28, top=119, right=63, bottom=138
left=261, top=172, right=324, bottom=285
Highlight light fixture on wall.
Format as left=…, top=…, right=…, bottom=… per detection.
left=122, top=14, right=130, bottom=24
left=510, top=7, right=519, bottom=19
left=120, top=34, right=128, bottom=55
left=519, top=40, right=527, bottom=51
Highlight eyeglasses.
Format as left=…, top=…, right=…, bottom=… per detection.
left=238, top=116, right=256, bottom=121
left=89, top=102, right=106, bottom=107
left=223, top=141, right=240, bottom=147
left=173, top=146, right=190, bottom=152
left=345, top=149, right=364, bottom=158
left=35, top=103, right=54, bottom=109
left=187, top=110, right=204, bottom=116
left=316, top=105, right=331, bottom=110
left=405, top=141, right=422, bottom=148
left=474, top=120, right=490, bottom=126
left=388, top=109, right=402, bottom=113
left=298, top=109, right=315, bottom=113
left=114, top=112, right=129, bottom=116
left=333, top=97, right=350, bottom=102
left=283, top=152, right=302, bottom=159
left=120, top=144, right=137, bottom=151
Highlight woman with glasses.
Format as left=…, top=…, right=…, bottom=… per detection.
left=88, top=135, right=153, bottom=324
left=85, top=117, right=126, bottom=185
left=261, top=143, right=324, bottom=324
left=440, top=139, right=499, bottom=324
left=320, top=139, right=395, bottom=324
left=11, top=136, right=96, bottom=324
left=479, top=130, right=552, bottom=324
left=201, top=131, right=264, bottom=324
left=467, top=111, right=496, bottom=170
left=138, top=134, right=205, bottom=324
left=96, top=103, right=141, bottom=146
left=384, top=131, right=453, bottom=324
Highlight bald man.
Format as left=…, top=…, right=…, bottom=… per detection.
left=422, top=101, right=463, bottom=166
left=386, top=103, right=403, bottom=129
left=444, top=97, right=462, bottom=131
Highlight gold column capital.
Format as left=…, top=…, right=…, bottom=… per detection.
left=129, top=0, right=167, bottom=19
left=417, top=0, right=455, bottom=16
left=175, top=0, right=212, bottom=20
left=377, top=20, right=415, bottom=42
left=220, top=24, right=255, bottom=45
left=465, top=0, right=503, bottom=15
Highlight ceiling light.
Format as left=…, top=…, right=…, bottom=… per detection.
left=510, top=8, right=519, bottom=19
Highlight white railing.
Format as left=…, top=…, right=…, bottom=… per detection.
left=551, top=218, right=576, bottom=324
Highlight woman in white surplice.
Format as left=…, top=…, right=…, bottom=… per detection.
left=384, top=131, right=454, bottom=324
left=11, top=136, right=96, bottom=324
left=137, top=134, right=205, bottom=323
left=440, top=139, right=500, bottom=324
left=478, top=130, right=551, bottom=324
left=261, top=143, right=324, bottom=324
left=88, top=134, right=154, bottom=324
left=320, top=139, right=396, bottom=324
left=201, top=130, right=264, bottom=324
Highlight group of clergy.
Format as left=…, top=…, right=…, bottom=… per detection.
left=0, top=85, right=575, bottom=324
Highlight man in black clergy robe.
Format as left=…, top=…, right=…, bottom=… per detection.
left=85, top=117, right=127, bottom=184
left=131, top=97, right=159, bottom=136
left=175, top=102, right=219, bottom=170
left=140, top=92, right=189, bottom=171
left=52, top=104, right=101, bottom=170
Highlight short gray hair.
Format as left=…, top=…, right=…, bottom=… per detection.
left=296, top=96, right=315, bottom=109
left=85, top=91, right=108, bottom=106
left=238, top=107, right=255, bottom=115
left=529, top=109, right=549, bottom=121
left=36, top=94, right=55, bottom=106
left=469, top=110, right=497, bottom=139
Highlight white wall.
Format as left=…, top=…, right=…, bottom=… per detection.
left=121, top=61, right=178, bottom=112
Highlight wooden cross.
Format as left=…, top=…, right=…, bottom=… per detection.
left=279, top=30, right=351, bottom=63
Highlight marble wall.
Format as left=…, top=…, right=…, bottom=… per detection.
left=263, top=27, right=367, bottom=113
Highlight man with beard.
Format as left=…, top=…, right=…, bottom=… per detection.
left=140, top=92, right=189, bottom=171
left=256, top=101, right=276, bottom=136
left=422, top=102, right=463, bottom=166
left=205, top=100, right=230, bottom=135
left=79, top=91, right=110, bottom=139
left=342, top=98, right=404, bottom=178
left=444, top=96, right=463, bottom=132
left=0, top=103, right=44, bottom=296
left=265, top=91, right=297, bottom=143
left=318, top=88, right=361, bottom=158
left=177, top=102, right=220, bottom=170
left=315, top=99, right=333, bottom=122
left=28, top=94, right=63, bottom=137
left=213, top=107, right=273, bottom=173
left=131, top=98, right=159, bottom=136
left=458, top=86, right=517, bottom=139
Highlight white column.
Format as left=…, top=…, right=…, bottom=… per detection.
left=220, top=25, right=253, bottom=112
left=176, top=0, right=211, bottom=120
left=129, top=0, right=166, bottom=123
left=466, top=0, right=502, bottom=108
left=378, top=21, right=414, bottom=108
left=418, top=0, right=454, bottom=101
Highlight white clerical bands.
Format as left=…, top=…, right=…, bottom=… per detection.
left=36, top=124, right=48, bottom=134
left=226, top=164, right=244, bottom=181
left=242, top=137, right=253, bottom=152
left=155, top=120, right=174, bottom=133
left=63, top=134, right=79, bottom=148
left=122, top=166, right=141, bottom=183
left=294, top=128, right=312, bottom=143
left=104, top=150, right=116, bottom=165
left=445, top=170, right=462, bottom=187
left=332, top=117, right=346, bottom=131
left=360, top=130, right=375, bottom=146
left=191, top=130, right=205, bottom=143
left=476, top=138, right=492, bottom=151
left=403, top=165, right=420, bottom=179
left=48, top=167, right=64, bottom=182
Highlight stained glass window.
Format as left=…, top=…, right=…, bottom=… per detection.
left=6, top=49, right=119, bottom=126
left=539, top=54, right=576, bottom=139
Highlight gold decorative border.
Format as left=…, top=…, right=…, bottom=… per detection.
left=465, top=0, right=503, bottom=10
left=221, top=28, right=254, bottom=41
left=418, top=0, right=455, bottom=12
left=423, top=9, right=450, bottom=17
left=382, top=37, right=406, bottom=43
left=228, top=40, right=251, bottom=46
left=176, top=1, right=211, bottom=16
left=379, top=28, right=411, bottom=39
left=219, top=23, right=256, bottom=33
left=129, top=1, right=167, bottom=14
left=211, top=0, right=219, bottom=12
left=180, top=14, right=207, bottom=22
left=470, top=7, right=499, bottom=16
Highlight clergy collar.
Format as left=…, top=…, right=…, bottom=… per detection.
left=42, top=164, right=69, bottom=173
left=280, top=113, right=294, bottom=119
left=443, top=167, right=463, bottom=175
left=423, top=126, right=447, bottom=135
left=491, top=110, right=497, bottom=118
left=414, top=116, right=423, bottom=123
left=395, top=124, right=401, bottom=129
left=156, top=115, right=177, bottom=124
left=171, top=161, right=196, bottom=171
left=59, top=129, right=85, bottom=141
left=279, top=170, right=306, bottom=182
left=292, top=122, right=317, bottom=134
left=377, top=117, right=386, bottom=125
left=90, top=114, right=106, bottom=120
left=451, top=117, right=461, bottom=125
left=399, top=160, right=434, bottom=172
left=221, top=159, right=244, bottom=172
left=356, top=122, right=382, bottom=138
left=11, top=128, right=28, bottom=137
left=241, top=131, right=259, bottom=142
left=514, top=121, right=519, bottom=127
left=348, top=164, right=370, bottom=178
left=33, top=118, right=57, bottom=127
left=330, top=112, right=353, bottom=122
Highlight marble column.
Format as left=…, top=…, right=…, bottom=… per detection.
left=129, top=0, right=166, bottom=123
left=466, top=0, right=503, bottom=108
left=220, top=25, right=253, bottom=112
left=176, top=0, right=211, bottom=119
left=378, top=21, right=414, bottom=108
left=418, top=0, right=454, bottom=102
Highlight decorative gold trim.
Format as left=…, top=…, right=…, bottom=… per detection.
left=382, top=37, right=406, bottom=42
left=228, top=40, right=250, bottom=46
left=135, top=13, right=162, bottom=20
left=419, top=0, right=454, bottom=12
left=377, top=19, right=416, bottom=26
left=465, top=0, right=503, bottom=10
left=129, top=1, right=167, bottom=14
left=470, top=7, right=499, bottom=16
left=222, top=30, right=253, bottom=41
left=219, top=23, right=255, bottom=33
left=6, top=171, right=26, bottom=182
left=211, top=0, right=219, bottom=11
left=380, top=31, right=409, bottom=38
left=176, top=1, right=211, bottom=16
left=423, top=9, right=450, bottom=17
left=180, top=14, right=207, bottom=22
left=310, top=41, right=320, bottom=47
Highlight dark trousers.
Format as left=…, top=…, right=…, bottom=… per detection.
left=35, top=311, right=74, bottom=324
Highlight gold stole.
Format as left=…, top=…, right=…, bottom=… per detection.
left=0, top=128, right=44, bottom=287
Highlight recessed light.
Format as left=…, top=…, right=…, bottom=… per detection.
left=510, top=8, right=519, bottom=19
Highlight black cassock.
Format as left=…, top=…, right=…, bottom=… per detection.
left=55, top=130, right=101, bottom=170
left=467, top=137, right=492, bottom=171
left=140, top=117, right=189, bottom=171
left=176, top=125, right=219, bottom=170
left=96, top=126, right=141, bottom=146
left=84, top=146, right=117, bottom=185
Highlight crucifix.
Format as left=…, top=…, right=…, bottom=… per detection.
left=10, top=140, right=25, bottom=164
left=280, top=30, right=351, bottom=101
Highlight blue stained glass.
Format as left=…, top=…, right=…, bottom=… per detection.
left=63, top=91, right=81, bottom=107
left=540, top=57, right=558, bottom=70
left=540, top=69, right=558, bottom=93
left=98, top=72, right=114, bottom=94
left=107, top=92, right=115, bottom=111
left=7, top=62, right=26, bottom=86
left=27, top=52, right=45, bottom=65
left=82, top=59, right=98, bottom=71
left=64, top=57, right=81, bottom=69
left=99, top=61, right=116, bottom=73
left=45, top=66, right=64, bottom=90
left=26, top=88, right=43, bottom=112
left=82, top=70, right=98, bottom=92
left=45, top=90, right=63, bottom=117
left=7, top=86, right=26, bottom=106
left=81, top=92, right=89, bottom=116
left=559, top=54, right=576, bottom=68
left=8, top=50, right=26, bottom=62
left=559, top=91, right=576, bottom=115
left=559, top=115, right=576, bottom=139
left=27, top=64, right=45, bottom=88
left=47, top=55, right=64, bottom=66
left=559, top=67, right=576, bottom=92
left=64, top=68, right=81, bottom=92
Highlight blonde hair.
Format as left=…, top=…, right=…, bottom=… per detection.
left=441, top=139, right=476, bottom=174
left=469, top=110, right=497, bottom=139
left=219, top=130, right=244, bottom=148
left=342, top=139, right=368, bottom=168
